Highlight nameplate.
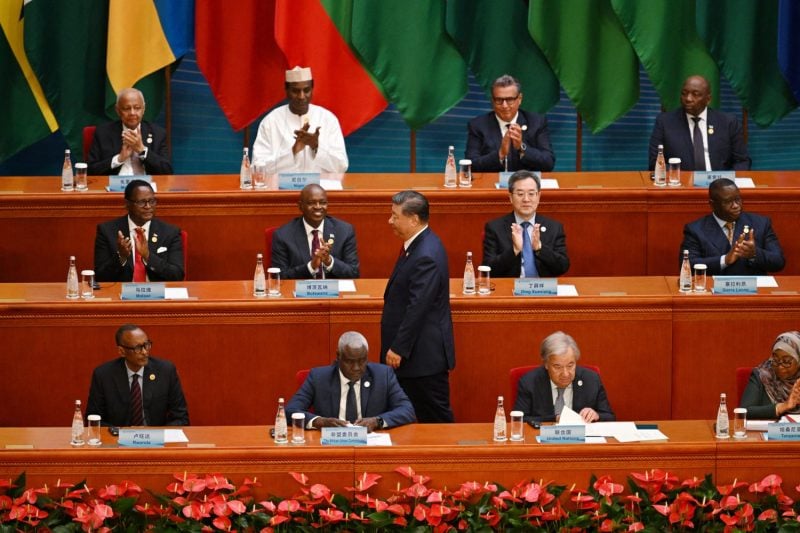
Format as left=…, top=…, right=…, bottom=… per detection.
left=118, top=429, right=165, bottom=447
left=294, top=280, right=340, bottom=298
left=768, top=423, right=800, bottom=441
left=514, top=278, right=557, bottom=296
left=712, top=276, right=757, bottom=294
left=278, top=173, right=321, bottom=190
left=693, top=170, right=735, bottom=188
left=320, top=426, right=367, bottom=446
left=498, top=171, right=541, bottom=189
left=538, top=425, right=585, bottom=443
left=121, top=282, right=166, bottom=300
left=108, top=175, right=153, bottom=192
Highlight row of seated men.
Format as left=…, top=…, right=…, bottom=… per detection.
left=87, top=325, right=800, bottom=431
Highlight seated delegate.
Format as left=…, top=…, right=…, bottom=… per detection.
left=741, top=331, right=800, bottom=419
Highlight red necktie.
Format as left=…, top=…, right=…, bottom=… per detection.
left=130, top=374, right=144, bottom=426
left=133, top=227, right=147, bottom=282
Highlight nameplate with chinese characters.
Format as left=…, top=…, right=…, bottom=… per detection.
left=712, top=276, right=757, bottom=295
left=538, top=425, right=585, bottom=443
left=278, top=173, right=321, bottom=190
left=498, top=171, right=541, bottom=189
left=118, top=429, right=165, bottom=447
left=320, top=426, right=368, bottom=446
left=294, top=280, right=340, bottom=298
left=692, top=170, right=735, bottom=188
left=121, top=282, right=166, bottom=300
left=514, top=278, right=557, bottom=296
left=107, top=175, right=153, bottom=192
left=767, top=423, right=800, bottom=441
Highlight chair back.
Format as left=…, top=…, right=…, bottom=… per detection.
left=295, top=369, right=310, bottom=388
left=736, top=367, right=753, bottom=407
left=509, top=363, right=600, bottom=409
left=180, top=230, right=188, bottom=280
left=264, top=227, right=278, bottom=268
left=82, top=126, right=96, bottom=161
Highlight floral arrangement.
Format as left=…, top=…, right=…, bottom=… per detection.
left=1, top=467, right=799, bottom=531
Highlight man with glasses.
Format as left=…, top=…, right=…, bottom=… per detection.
left=482, top=170, right=569, bottom=278
left=94, top=179, right=185, bottom=282
left=680, top=178, right=784, bottom=275
left=465, top=74, right=555, bottom=172
left=87, top=324, right=189, bottom=427
left=88, top=88, right=172, bottom=175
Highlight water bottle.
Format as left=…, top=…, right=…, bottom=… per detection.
left=654, top=144, right=666, bottom=186
left=274, top=397, right=288, bottom=443
left=61, top=149, right=74, bottom=191
left=493, top=395, right=507, bottom=442
left=253, top=253, right=266, bottom=297
left=463, top=251, right=476, bottom=294
left=444, top=145, right=457, bottom=188
left=66, top=256, right=79, bottom=299
left=239, top=147, right=252, bottom=190
left=679, top=249, right=692, bottom=293
left=716, top=393, right=730, bottom=439
left=70, top=400, right=85, bottom=446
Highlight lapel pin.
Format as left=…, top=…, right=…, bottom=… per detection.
left=521, top=124, right=528, bottom=131
left=577, top=380, right=583, bottom=387
left=149, top=374, right=156, bottom=381
left=708, top=125, right=714, bottom=135
left=151, top=233, right=158, bottom=243
left=147, top=133, right=153, bottom=144
left=540, top=226, right=547, bottom=233
left=364, top=381, right=370, bottom=388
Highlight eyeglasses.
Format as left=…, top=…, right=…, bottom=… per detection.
left=493, top=95, right=520, bottom=106
left=128, top=198, right=157, bottom=208
left=512, top=191, right=539, bottom=199
left=770, top=357, right=796, bottom=368
left=119, top=341, right=152, bottom=354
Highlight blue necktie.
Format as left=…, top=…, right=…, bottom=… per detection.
left=521, top=221, right=538, bottom=278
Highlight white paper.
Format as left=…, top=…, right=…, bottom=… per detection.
left=337, top=280, right=356, bottom=292
left=165, top=288, right=190, bottom=299
left=632, top=428, right=669, bottom=441
left=757, top=276, right=778, bottom=288
left=746, top=419, right=772, bottom=431
left=557, top=285, right=578, bottom=296
left=164, top=429, right=189, bottom=443
left=556, top=406, right=585, bottom=425
left=367, top=432, right=392, bottom=446
left=320, top=179, right=343, bottom=190
left=585, top=421, right=641, bottom=442
left=540, top=178, right=559, bottom=189
left=734, top=177, right=755, bottom=188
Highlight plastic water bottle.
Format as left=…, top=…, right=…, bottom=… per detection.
left=654, top=144, right=666, bottom=186
left=444, top=145, right=457, bottom=188
left=463, top=251, right=476, bottom=294
left=493, top=395, right=507, bottom=442
left=70, top=400, right=85, bottom=446
left=61, top=149, right=74, bottom=191
left=253, top=253, right=266, bottom=297
left=239, top=147, right=252, bottom=189
left=274, top=397, right=288, bottom=443
left=716, top=393, right=730, bottom=439
left=66, top=256, right=79, bottom=299
left=679, top=249, right=692, bottom=293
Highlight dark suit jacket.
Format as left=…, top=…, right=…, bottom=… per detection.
left=285, top=362, right=416, bottom=428
left=466, top=109, right=555, bottom=172
left=648, top=108, right=750, bottom=171
left=94, top=216, right=185, bottom=282
left=271, top=216, right=360, bottom=279
left=740, top=368, right=783, bottom=420
left=513, top=366, right=615, bottom=424
left=380, top=228, right=455, bottom=378
left=87, top=120, right=172, bottom=175
left=482, top=212, right=569, bottom=278
left=86, top=356, right=189, bottom=427
left=680, top=212, right=785, bottom=275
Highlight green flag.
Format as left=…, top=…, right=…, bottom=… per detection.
left=23, top=0, right=110, bottom=154
left=697, top=0, right=797, bottom=127
left=350, top=0, right=468, bottom=129
left=529, top=0, right=639, bottom=133
left=611, top=0, right=719, bottom=110
left=445, top=0, right=559, bottom=113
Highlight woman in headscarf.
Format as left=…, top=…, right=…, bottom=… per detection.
left=741, top=331, right=800, bottom=419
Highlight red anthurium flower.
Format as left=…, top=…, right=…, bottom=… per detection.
left=270, top=514, right=290, bottom=526
left=205, top=474, right=234, bottom=491
left=277, top=499, right=300, bottom=513
left=309, top=483, right=331, bottom=501
left=720, top=495, right=741, bottom=511
left=406, top=483, right=429, bottom=499
left=758, top=509, right=778, bottom=521
left=681, top=476, right=703, bottom=489
left=458, top=518, right=468, bottom=530
left=394, top=466, right=417, bottom=479
left=258, top=500, right=276, bottom=513
left=717, top=479, right=748, bottom=496
left=0, top=495, right=11, bottom=511
left=386, top=503, right=406, bottom=516
left=594, top=476, right=624, bottom=500
left=289, top=472, right=309, bottom=486
left=183, top=477, right=207, bottom=493
left=212, top=516, right=231, bottom=530
left=426, top=491, right=443, bottom=503
left=319, top=507, right=345, bottom=523
left=599, top=518, right=617, bottom=532
left=480, top=508, right=501, bottom=527
left=750, top=474, right=783, bottom=495
left=392, top=516, right=408, bottom=527
left=628, top=523, right=645, bottom=532
left=226, top=500, right=247, bottom=515
left=351, top=472, right=381, bottom=492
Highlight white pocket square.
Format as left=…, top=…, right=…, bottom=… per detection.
left=156, top=246, right=168, bottom=253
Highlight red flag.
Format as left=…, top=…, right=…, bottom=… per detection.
left=274, top=0, right=387, bottom=136
left=196, top=0, right=288, bottom=131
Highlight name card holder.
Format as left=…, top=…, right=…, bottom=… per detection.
left=108, top=175, right=153, bottom=192
left=712, top=276, right=757, bottom=295
left=767, top=423, right=800, bottom=441
left=121, top=282, right=166, bottom=300
left=692, top=171, right=735, bottom=188
left=498, top=171, right=541, bottom=189
left=294, top=280, right=340, bottom=298
left=321, top=426, right=368, bottom=446
left=538, top=425, right=585, bottom=443
left=118, top=429, right=165, bottom=447
left=278, top=173, right=321, bottom=190
left=514, top=278, right=558, bottom=296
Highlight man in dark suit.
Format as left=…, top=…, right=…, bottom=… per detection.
left=514, top=331, right=615, bottom=424
left=271, top=184, right=359, bottom=279
left=88, top=88, right=172, bottom=175
left=87, top=324, right=189, bottom=427
left=466, top=74, right=555, bottom=172
left=680, top=178, right=784, bottom=275
left=381, top=191, right=455, bottom=423
left=483, top=170, right=569, bottom=278
left=648, top=75, right=750, bottom=171
left=286, top=331, right=415, bottom=432
left=94, top=179, right=184, bottom=282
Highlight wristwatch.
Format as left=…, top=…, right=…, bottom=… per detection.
left=375, top=416, right=385, bottom=429
left=138, top=147, right=148, bottom=160
left=519, top=142, right=527, bottom=158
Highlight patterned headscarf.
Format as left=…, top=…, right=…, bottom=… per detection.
left=756, top=331, right=800, bottom=405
